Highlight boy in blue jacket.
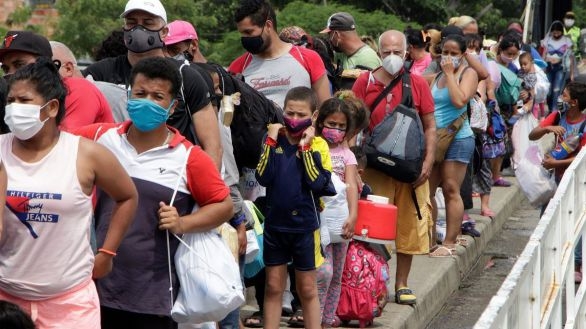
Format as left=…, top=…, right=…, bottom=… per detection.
left=256, top=86, right=334, bottom=329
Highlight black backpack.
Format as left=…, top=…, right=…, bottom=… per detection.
left=210, top=63, right=284, bottom=172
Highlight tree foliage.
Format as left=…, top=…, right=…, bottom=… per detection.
left=2, top=0, right=573, bottom=65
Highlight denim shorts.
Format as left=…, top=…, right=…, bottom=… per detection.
left=444, top=136, right=475, bottom=163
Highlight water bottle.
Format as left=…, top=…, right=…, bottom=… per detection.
left=550, top=134, right=582, bottom=160
left=381, top=266, right=393, bottom=301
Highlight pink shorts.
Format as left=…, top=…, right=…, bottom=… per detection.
left=0, top=280, right=100, bottom=329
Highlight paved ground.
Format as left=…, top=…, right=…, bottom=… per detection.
left=241, top=178, right=526, bottom=329
left=426, top=200, right=540, bottom=329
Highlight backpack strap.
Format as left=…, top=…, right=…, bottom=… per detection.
left=370, top=73, right=403, bottom=111
left=399, top=73, right=413, bottom=108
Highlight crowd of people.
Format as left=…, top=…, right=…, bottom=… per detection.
left=0, top=0, right=585, bottom=328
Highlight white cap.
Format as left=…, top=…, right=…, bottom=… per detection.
left=121, top=0, right=167, bottom=24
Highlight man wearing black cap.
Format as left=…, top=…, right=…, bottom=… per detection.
left=321, top=12, right=381, bottom=71
left=0, top=30, right=115, bottom=131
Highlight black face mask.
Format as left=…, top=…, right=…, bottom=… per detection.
left=124, top=25, right=164, bottom=53
left=241, top=25, right=267, bottom=54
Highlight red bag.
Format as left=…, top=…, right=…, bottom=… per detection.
left=336, top=241, right=389, bottom=327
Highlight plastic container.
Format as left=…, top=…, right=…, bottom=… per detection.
left=355, top=199, right=397, bottom=240
left=550, top=134, right=581, bottom=160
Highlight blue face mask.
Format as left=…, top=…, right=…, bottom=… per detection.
left=127, top=98, right=174, bottom=132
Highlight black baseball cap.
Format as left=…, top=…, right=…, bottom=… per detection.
left=320, top=12, right=356, bottom=33
left=0, top=31, right=52, bottom=62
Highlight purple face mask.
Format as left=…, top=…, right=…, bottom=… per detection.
left=283, top=117, right=312, bottom=137
left=322, top=127, right=346, bottom=144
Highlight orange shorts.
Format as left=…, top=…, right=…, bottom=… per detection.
left=0, top=280, right=100, bottom=329
left=363, top=168, right=432, bottom=255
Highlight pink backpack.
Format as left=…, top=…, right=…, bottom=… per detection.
left=336, top=240, right=390, bottom=328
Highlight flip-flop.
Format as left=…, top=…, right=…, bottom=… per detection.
left=243, top=311, right=264, bottom=328
left=481, top=209, right=496, bottom=220
left=493, top=177, right=512, bottom=187
left=429, top=245, right=456, bottom=258
left=287, top=309, right=304, bottom=328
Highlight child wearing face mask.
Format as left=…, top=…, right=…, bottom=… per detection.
left=256, top=86, right=335, bottom=329
left=314, top=92, right=359, bottom=328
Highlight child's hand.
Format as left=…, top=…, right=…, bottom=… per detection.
left=300, top=126, right=315, bottom=146
left=547, top=126, right=566, bottom=137
left=542, top=154, right=557, bottom=170
left=158, top=202, right=183, bottom=234
left=267, top=123, right=284, bottom=140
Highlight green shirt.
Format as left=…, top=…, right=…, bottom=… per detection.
left=565, top=26, right=581, bottom=57
left=335, top=45, right=381, bottom=70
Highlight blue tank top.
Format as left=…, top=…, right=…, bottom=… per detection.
left=432, top=76, right=473, bottom=140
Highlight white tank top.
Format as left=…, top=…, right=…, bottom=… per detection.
left=0, top=132, right=94, bottom=300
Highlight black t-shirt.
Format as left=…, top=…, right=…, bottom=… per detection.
left=83, top=55, right=211, bottom=144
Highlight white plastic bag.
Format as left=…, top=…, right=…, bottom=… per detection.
left=239, top=167, right=265, bottom=201
left=514, top=144, right=557, bottom=207
left=533, top=67, right=550, bottom=104
left=511, top=112, right=539, bottom=169
left=320, top=173, right=349, bottom=247
left=171, top=231, right=245, bottom=323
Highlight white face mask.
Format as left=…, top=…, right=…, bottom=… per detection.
left=381, top=54, right=404, bottom=76
left=5, top=102, right=51, bottom=140
left=441, top=55, right=462, bottom=69
left=564, top=19, right=575, bottom=28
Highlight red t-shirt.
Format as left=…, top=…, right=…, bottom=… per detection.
left=60, top=77, right=115, bottom=132
left=352, top=68, right=435, bottom=131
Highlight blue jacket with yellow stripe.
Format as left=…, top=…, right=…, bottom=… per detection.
left=256, top=134, right=335, bottom=233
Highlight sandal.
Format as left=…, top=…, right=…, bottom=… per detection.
left=330, top=315, right=342, bottom=328
left=429, top=245, right=456, bottom=258
left=288, top=309, right=304, bottom=328
left=493, top=177, right=512, bottom=187
left=395, top=287, right=417, bottom=305
left=456, top=235, right=469, bottom=247
left=461, top=222, right=481, bottom=237
left=243, top=311, right=264, bottom=328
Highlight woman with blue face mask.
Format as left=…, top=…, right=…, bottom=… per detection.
left=427, top=33, right=479, bottom=257
left=0, top=57, right=138, bottom=329
left=73, top=56, right=234, bottom=328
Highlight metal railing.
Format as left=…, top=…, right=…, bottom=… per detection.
left=475, top=148, right=586, bottom=329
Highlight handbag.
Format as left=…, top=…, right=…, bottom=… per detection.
left=469, top=93, right=488, bottom=132
left=434, top=113, right=467, bottom=163
left=169, top=147, right=245, bottom=323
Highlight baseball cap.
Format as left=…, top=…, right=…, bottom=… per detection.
left=165, top=20, right=198, bottom=46
left=279, top=26, right=308, bottom=45
left=0, top=31, right=52, bottom=62
left=320, top=12, right=356, bottom=33
left=121, top=0, right=167, bottom=24
left=565, top=11, right=576, bottom=18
